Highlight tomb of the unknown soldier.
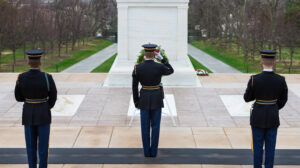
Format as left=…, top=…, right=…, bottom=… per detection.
left=0, top=0, right=300, bottom=168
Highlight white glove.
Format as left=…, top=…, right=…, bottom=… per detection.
left=155, top=52, right=164, bottom=60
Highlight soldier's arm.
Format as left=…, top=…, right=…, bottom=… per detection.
left=277, top=78, right=288, bottom=110
left=161, top=59, right=174, bottom=76
left=244, top=76, right=255, bottom=102
left=132, top=69, right=139, bottom=108
left=14, top=75, right=25, bottom=102
left=48, top=74, right=57, bottom=109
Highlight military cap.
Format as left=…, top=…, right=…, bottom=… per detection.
left=142, top=44, right=157, bottom=52
left=26, top=50, right=44, bottom=60
left=260, top=50, right=276, bottom=59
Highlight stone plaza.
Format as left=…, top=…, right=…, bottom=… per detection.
left=1, top=73, right=300, bottom=167
left=0, top=0, right=300, bottom=167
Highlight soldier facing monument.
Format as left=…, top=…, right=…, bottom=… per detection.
left=132, top=44, right=174, bottom=157
left=15, top=50, right=57, bottom=168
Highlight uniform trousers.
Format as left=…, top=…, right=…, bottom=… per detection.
left=140, top=109, right=162, bottom=157
left=24, top=124, right=50, bottom=168
left=252, top=126, right=278, bottom=168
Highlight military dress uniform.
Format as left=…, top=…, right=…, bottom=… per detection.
left=244, top=50, right=288, bottom=168
left=15, top=50, right=57, bottom=168
left=132, top=44, right=174, bottom=157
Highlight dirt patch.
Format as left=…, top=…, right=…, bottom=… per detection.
left=87, top=43, right=96, bottom=46
left=1, top=51, right=12, bottom=55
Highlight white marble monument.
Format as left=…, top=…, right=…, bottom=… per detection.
left=104, top=0, right=200, bottom=87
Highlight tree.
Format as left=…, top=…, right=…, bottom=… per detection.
left=0, top=0, right=118, bottom=72
left=3, top=0, right=23, bottom=65
left=284, top=0, right=300, bottom=72
left=0, top=0, right=10, bottom=65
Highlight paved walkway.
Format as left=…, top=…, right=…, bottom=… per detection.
left=0, top=165, right=299, bottom=168
left=188, top=44, right=241, bottom=73
left=1, top=126, right=300, bottom=149
left=62, top=44, right=117, bottom=73
left=1, top=73, right=300, bottom=167
left=0, top=164, right=299, bottom=168
left=1, top=73, right=300, bottom=127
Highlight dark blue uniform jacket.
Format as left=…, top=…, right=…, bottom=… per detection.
left=244, top=71, right=288, bottom=128
left=15, top=69, right=57, bottom=125
left=132, top=59, right=174, bottom=110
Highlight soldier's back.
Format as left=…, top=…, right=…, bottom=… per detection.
left=253, top=72, right=285, bottom=100
left=16, top=69, right=57, bottom=126
left=250, top=71, right=288, bottom=128
left=19, top=70, right=50, bottom=99
left=136, top=60, right=165, bottom=85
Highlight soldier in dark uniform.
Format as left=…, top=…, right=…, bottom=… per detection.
left=15, top=50, right=57, bottom=168
left=132, top=44, right=174, bottom=157
left=244, top=50, right=288, bottom=168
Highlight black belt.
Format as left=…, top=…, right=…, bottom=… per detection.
left=255, top=99, right=277, bottom=105
left=25, top=98, right=48, bottom=104
left=142, top=85, right=161, bottom=90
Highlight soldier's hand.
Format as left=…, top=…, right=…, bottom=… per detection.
left=155, top=52, right=164, bottom=61
left=134, top=102, right=139, bottom=108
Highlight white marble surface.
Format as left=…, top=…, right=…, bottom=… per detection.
left=289, top=84, right=300, bottom=98
left=106, top=0, right=199, bottom=87
left=220, top=95, right=254, bottom=117
left=117, top=0, right=189, bottom=62
left=127, top=7, right=178, bottom=61
left=104, top=60, right=201, bottom=87
left=52, top=95, right=85, bottom=116
left=128, top=94, right=177, bottom=117
left=0, top=93, right=6, bottom=100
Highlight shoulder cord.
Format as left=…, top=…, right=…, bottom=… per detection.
left=44, top=72, right=50, bottom=92
left=251, top=76, right=254, bottom=88
left=134, top=65, right=137, bottom=75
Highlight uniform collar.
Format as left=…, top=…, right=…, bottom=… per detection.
left=263, top=69, right=273, bottom=72
left=145, top=58, right=154, bottom=61
left=29, top=68, right=41, bottom=71
left=144, top=59, right=154, bottom=62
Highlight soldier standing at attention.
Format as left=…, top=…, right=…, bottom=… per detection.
left=244, top=50, right=288, bottom=168
left=132, top=44, right=174, bottom=157
left=15, top=50, right=57, bottom=168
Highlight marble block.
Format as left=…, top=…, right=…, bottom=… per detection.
left=289, top=84, right=300, bottom=98
left=220, top=95, right=254, bottom=117
left=117, top=0, right=189, bottom=62
left=0, top=93, right=6, bottom=100
left=128, top=94, right=177, bottom=117
left=104, top=60, right=201, bottom=87
left=52, top=95, right=85, bottom=116
left=104, top=0, right=200, bottom=87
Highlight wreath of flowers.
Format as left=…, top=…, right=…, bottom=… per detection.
left=196, top=69, right=209, bottom=76
left=136, top=46, right=169, bottom=64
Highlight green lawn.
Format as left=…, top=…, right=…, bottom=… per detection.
left=91, top=54, right=210, bottom=74
left=188, top=55, right=212, bottom=73
left=0, top=38, right=114, bottom=72
left=44, top=39, right=113, bottom=72
left=92, top=54, right=117, bottom=73
left=190, top=41, right=248, bottom=73
left=190, top=40, right=300, bottom=73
